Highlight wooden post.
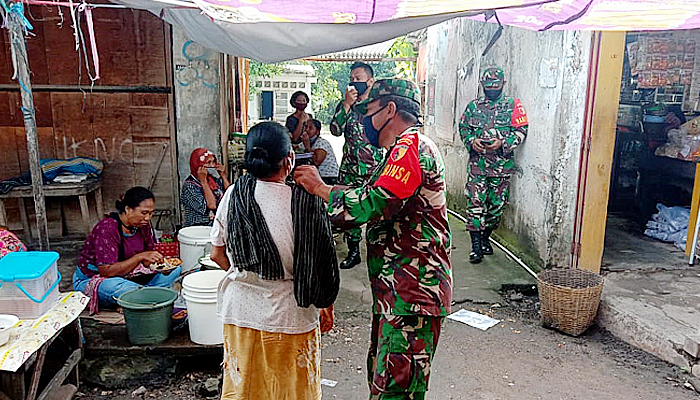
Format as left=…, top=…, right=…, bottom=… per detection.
left=219, top=54, right=230, bottom=165
left=8, top=7, right=50, bottom=250
left=575, top=31, right=626, bottom=272
left=686, top=163, right=700, bottom=258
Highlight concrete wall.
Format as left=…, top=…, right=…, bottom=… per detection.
left=172, top=28, right=222, bottom=184
left=421, top=18, right=592, bottom=268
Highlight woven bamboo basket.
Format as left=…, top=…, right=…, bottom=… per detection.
left=537, top=269, right=604, bottom=336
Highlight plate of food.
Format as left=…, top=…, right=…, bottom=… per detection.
left=150, top=257, right=182, bottom=273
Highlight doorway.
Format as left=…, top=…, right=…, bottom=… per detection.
left=603, top=31, right=700, bottom=272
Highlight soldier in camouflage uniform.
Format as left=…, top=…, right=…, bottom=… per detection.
left=459, top=68, right=528, bottom=264
left=296, top=78, right=452, bottom=400
left=330, top=62, right=385, bottom=269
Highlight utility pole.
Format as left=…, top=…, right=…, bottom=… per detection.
left=7, top=3, right=50, bottom=250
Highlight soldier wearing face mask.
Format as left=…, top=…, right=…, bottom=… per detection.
left=295, top=79, right=451, bottom=400
left=459, top=67, right=528, bottom=264
left=330, top=62, right=384, bottom=270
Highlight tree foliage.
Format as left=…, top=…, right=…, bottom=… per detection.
left=248, top=60, right=285, bottom=95
left=310, top=61, right=400, bottom=125
left=245, top=39, right=416, bottom=126
left=309, top=61, right=346, bottom=124
left=387, top=37, right=417, bottom=80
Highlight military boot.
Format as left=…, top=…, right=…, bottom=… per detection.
left=482, top=228, right=494, bottom=255
left=340, top=239, right=361, bottom=269
left=469, top=231, right=483, bottom=264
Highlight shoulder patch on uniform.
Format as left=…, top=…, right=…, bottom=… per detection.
left=511, top=98, right=528, bottom=128
left=390, top=136, right=414, bottom=162
left=375, top=133, right=422, bottom=199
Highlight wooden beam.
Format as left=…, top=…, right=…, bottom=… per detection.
left=36, top=349, right=82, bottom=400
left=26, top=344, right=49, bottom=400
left=0, top=84, right=172, bottom=93
left=576, top=31, right=626, bottom=273
left=219, top=54, right=230, bottom=164
left=301, top=57, right=417, bottom=62
left=241, top=58, right=249, bottom=134
left=164, top=23, right=181, bottom=226
left=8, top=8, right=50, bottom=250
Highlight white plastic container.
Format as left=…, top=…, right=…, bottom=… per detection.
left=0, top=314, right=19, bottom=346
left=178, top=226, right=212, bottom=273
left=0, top=252, right=60, bottom=319
left=182, top=270, right=226, bottom=345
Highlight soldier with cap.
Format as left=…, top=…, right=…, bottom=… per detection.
left=330, top=62, right=385, bottom=270
left=459, top=67, right=528, bottom=264
left=295, top=78, right=452, bottom=400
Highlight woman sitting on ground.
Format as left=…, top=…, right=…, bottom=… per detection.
left=73, top=187, right=181, bottom=314
left=210, top=121, right=338, bottom=400
left=181, top=148, right=231, bottom=227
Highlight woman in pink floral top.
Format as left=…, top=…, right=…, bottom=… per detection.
left=73, top=187, right=180, bottom=314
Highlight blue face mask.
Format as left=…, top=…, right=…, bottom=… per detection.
left=362, top=106, right=390, bottom=148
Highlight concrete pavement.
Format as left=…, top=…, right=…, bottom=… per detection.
left=333, top=215, right=536, bottom=315
left=597, top=269, right=700, bottom=370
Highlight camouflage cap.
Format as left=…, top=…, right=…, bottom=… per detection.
left=355, top=78, right=421, bottom=114
left=481, top=67, right=505, bottom=83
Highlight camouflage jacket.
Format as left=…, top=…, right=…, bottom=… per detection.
left=328, top=127, right=452, bottom=317
left=330, top=102, right=384, bottom=182
left=459, top=95, right=528, bottom=177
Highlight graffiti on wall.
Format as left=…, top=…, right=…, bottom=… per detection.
left=175, top=41, right=218, bottom=90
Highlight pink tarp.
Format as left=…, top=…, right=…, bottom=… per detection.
left=470, top=0, right=700, bottom=31
left=116, top=0, right=553, bottom=62
left=190, top=0, right=552, bottom=24
left=118, top=0, right=700, bottom=61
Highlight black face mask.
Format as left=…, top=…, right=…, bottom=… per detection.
left=484, top=89, right=502, bottom=101
left=349, top=81, right=369, bottom=96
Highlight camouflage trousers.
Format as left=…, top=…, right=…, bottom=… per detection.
left=464, top=173, right=511, bottom=232
left=367, top=314, right=443, bottom=400
left=337, top=171, right=369, bottom=243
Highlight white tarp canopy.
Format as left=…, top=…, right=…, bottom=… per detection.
left=114, top=0, right=552, bottom=62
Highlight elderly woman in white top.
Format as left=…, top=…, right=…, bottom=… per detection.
left=210, top=121, right=338, bottom=400
left=301, top=119, right=339, bottom=185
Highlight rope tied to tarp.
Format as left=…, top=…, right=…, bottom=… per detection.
left=8, top=2, right=33, bottom=32
left=0, top=2, right=37, bottom=122
left=0, top=0, right=10, bottom=27
left=78, top=2, right=100, bottom=82
left=2, top=0, right=101, bottom=85
left=4, top=2, right=34, bottom=94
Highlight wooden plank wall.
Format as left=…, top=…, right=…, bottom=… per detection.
left=0, top=5, right=176, bottom=238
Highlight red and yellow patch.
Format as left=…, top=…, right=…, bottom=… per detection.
left=511, top=98, right=528, bottom=128
left=375, top=133, right=422, bottom=199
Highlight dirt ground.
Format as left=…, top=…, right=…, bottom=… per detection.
left=75, top=295, right=698, bottom=400
left=65, top=217, right=698, bottom=399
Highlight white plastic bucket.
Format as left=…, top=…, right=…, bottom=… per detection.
left=178, top=226, right=212, bottom=273
left=182, top=270, right=226, bottom=345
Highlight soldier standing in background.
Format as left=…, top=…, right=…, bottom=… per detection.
left=459, top=67, right=528, bottom=264
left=330, top=62, right=384, bottom=269
left=297, top=79, right=452, bottom=400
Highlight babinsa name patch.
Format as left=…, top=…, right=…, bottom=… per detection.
left=375, top=133, right=422, bottom=199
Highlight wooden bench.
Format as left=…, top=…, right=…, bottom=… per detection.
left=0, top=320, right=82, bottom=400
left=0, top=179, right=103, bottom=237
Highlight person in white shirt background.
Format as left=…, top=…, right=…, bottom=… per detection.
left=301, top=119, right=339, bottom=185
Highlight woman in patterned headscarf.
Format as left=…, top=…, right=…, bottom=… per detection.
left=181, top=148, right=231, bottom=227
